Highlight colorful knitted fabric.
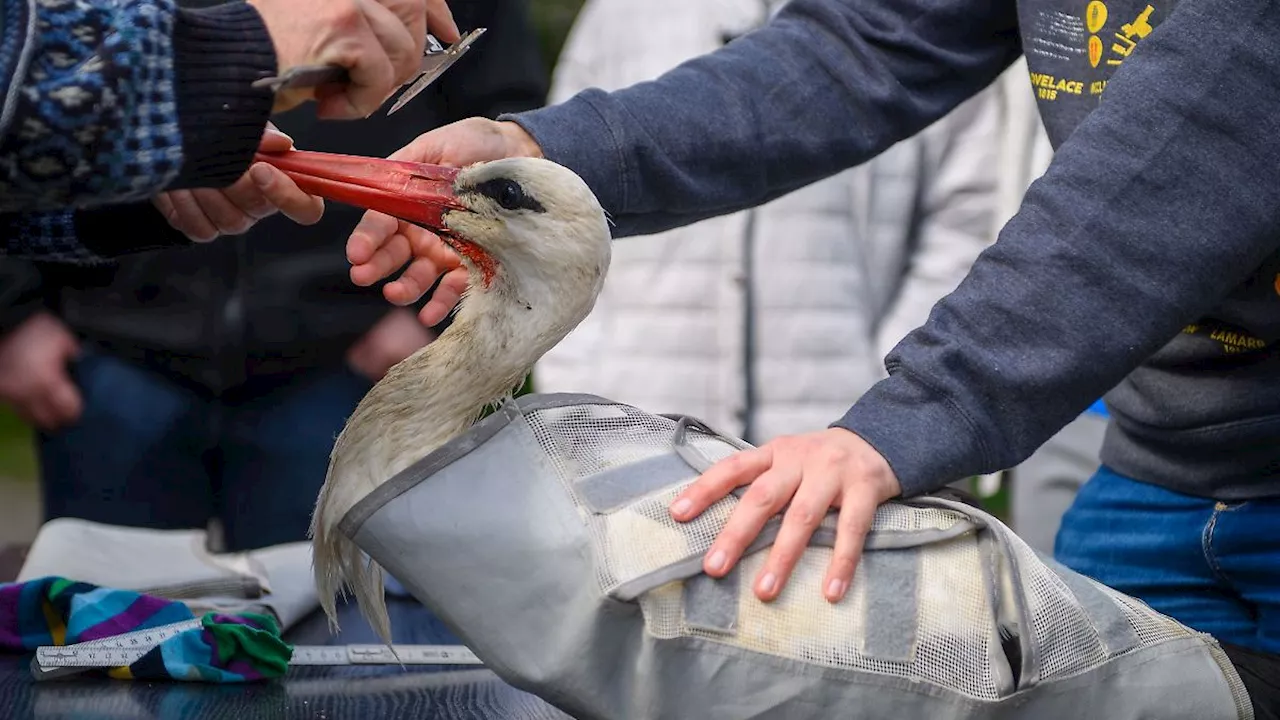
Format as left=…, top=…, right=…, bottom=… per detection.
left=0, top=576, right=292, bottom=682
left=0, top=0, right=275, bottom=262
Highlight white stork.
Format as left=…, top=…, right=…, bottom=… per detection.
left=257, top=150, right=613, bottom=643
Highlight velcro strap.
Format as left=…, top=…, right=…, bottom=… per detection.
left=682, top=567, right=740, bottom=634
left=861, top=547, right=921, bottom=663
left=575, top=453, right=700, bottom=513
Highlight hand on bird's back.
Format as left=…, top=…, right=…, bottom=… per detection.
left=670, top=429, right=902, bottom=605
left=345, top=117, right=543, bottom=325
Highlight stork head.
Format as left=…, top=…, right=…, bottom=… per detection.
left=440, top=158, right=612, bottom=305
left=255, top=151, right=612, bottom=324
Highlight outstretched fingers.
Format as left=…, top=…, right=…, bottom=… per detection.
left=669, top=447, right=786, bottom=579
left=754, top=467, right=842, bottom=601
left=705, top=466, right=800, bottom=582
left=825, top=489, right=878, bottom=603
left=670, top=447, right=773, bottom=523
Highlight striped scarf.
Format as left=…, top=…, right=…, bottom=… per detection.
left=0, top=576, right=291, bottom=682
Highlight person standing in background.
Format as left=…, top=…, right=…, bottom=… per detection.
left=533, top=0, right=1003, bottom=446
left=0, top=0, right=546, bottom=552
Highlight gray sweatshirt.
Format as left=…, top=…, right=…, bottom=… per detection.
left=507, top=0, right=1280, bottom=500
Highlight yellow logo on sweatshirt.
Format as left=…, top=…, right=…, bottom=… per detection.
left=1081, top=3, right=1157, bottom=70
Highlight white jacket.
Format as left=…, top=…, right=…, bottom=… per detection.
left=534, top=0, right=1005, bottom=443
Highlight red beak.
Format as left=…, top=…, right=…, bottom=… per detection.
left=253, top=149, right=465, bottom=231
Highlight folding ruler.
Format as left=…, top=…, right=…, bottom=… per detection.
left=31, top=618, right=483, bottom=681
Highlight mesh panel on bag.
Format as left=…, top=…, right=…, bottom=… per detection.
left=1000, top=530, right=1192, bottom=681
left=518, top=399, right=1237, bottom=705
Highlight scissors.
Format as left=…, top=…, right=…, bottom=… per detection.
left=253, top=28, right=487, bottom=115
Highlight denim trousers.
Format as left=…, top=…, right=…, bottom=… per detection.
left=1055, top=464, right=1280, bottom=654
left=38, top=351, right=372, bottom=552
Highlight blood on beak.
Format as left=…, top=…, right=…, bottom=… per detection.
left=253, top=149, right=466, bottom=233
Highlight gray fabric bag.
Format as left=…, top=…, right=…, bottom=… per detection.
left=340, top=393, right=1253, bottom=720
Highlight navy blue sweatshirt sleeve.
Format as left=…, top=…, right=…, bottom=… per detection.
left=838, top=0, right=1280, bottom=495
left=505, top=0, right=1022, bottom=238
left=507, top=0, right=1280, bottom=498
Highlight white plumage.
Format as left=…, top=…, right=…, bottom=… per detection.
left=310, top=157, right=612, bottom=643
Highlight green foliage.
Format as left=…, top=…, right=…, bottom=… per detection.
left=528, top=0, right=587, bottom=74
left=0, top=407, right=36, bottom=483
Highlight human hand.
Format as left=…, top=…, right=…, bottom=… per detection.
left=0, top=312, right=83, bottom=432
left=387, top=117, right=544, bottom=168
left=345, top=117, right=543, bottom=316
left=248, top=0, right=460, bottom=118
left=346, top=308, right=437, bottom=381
left=154, top=124, right=325, bottom=243
left=347, top=213, right=468, bottom=326
left=668, top=428, right=902, bottom=604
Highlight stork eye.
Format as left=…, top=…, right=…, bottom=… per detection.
left=472, top=178, right=545, bottom=213
left=496, top=181, right=524, bottom=210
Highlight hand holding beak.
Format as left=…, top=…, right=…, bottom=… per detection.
left=155, top=124, right=325, bottom=243
left=340, top=116, right=542, bottom=324
left=347, top=211, right=468, bottom=326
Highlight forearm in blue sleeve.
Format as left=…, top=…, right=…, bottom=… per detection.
left=834, top=0, right=1280, bottom=496
left=504, top=0, right=1022, bottom=237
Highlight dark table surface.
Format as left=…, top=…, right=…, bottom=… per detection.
left=0, top=584, right=573, bottom=720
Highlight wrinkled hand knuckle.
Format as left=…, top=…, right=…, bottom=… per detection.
left=746, top=485, right=777, bottom=509
left=786, top=503, right=823, bottom=529
left=816, top=444, right=852, bottom=467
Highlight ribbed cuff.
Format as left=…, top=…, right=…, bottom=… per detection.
left=170, top=2, right=278, bottom=189
left=75, top=204, right=194, bottom=258
left=830, top=370, right=991, bottom=498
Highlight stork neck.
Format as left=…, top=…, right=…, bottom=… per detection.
left=398, top=307, right=531, bottom=435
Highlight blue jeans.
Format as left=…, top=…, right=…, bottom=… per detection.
left=1055, top=465, right=1280, bottom=654
left=38, top=351, right=372, bottom=552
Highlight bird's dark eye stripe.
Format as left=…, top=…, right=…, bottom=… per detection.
left=472, top=178, right=546, bottom=213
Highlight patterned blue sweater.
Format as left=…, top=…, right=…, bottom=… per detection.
left=0, top=0, right=277, bottom=262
